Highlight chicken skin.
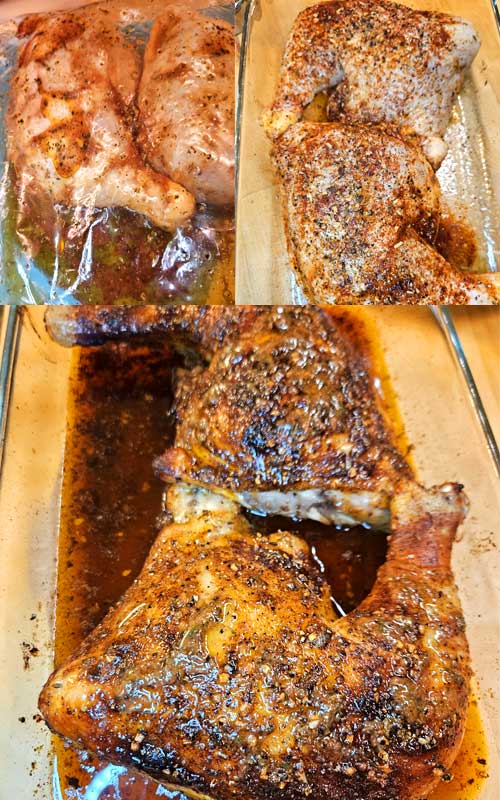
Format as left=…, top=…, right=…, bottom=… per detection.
left=138, top=9, right=235, bottom=207
left=7, top=12, right=195, bottom=231
left=155, top=307, right=411, bottom=528
left=45, top=305, right=411, bottom=529
left=262, top=0, right=480, bottom=169
left=44, top=304, right=262, bottom=355
left=273, top=122, right=499, bottom=305
left=39, top=481, right=471, bottom=800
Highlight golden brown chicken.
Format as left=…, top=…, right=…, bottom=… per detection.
left=273, top=122, right=499, bottom=305
left=39, top=481, right=471, bottom=800
left=138, top=8, right=235, bottom=207
left=44, top=304, right=259, bottom=353
left=45, top=304, right=411, bottom=529
left=263, top=0, right=480, bottom=169
left=7, top=11, right=195, bottom=231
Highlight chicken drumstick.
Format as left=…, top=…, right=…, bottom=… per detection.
left=263, top=0, right=480, bottom=169
left=39, top=481, right=471, bottom=800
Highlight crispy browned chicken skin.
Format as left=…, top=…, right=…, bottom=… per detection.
left=45, top=305, right=411, bottom=528
left=44, top=304, right=261, bottom=354
left=39, top=482, right=471, bottom=800
left=273, top=122, right=499, bottom=305
left=263, top=0, right=480, bottom=168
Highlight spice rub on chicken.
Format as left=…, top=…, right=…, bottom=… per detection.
left=273, top=122, right=499, bottom=305
left=45, top=305, right=411, bottom=529
left=263, top=0, right=480, bottom=169
left=138, top=8, right=235, bottom=207
left=7, top=10, right=196, bottom=231
left=39, top=482, right=471, bottom=800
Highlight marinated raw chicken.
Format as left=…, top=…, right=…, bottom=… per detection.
left=263, top=0, right=480, bottom=168
left=7, top=12, right=195, bottom=231
left=45, top=305, right=411, bottom=528
left=138, top=9, right=235, bottom=207
left=273, top=122, right=499, bottom=305
left=39, top=481, right=471, bottom=800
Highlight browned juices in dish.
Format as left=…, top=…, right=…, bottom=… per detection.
left=51, top=315, right=488, bottom=799
left=303, top=95, right=479, bottom=274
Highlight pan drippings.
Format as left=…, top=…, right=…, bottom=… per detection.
left=52, top=337, right=487, bottom=800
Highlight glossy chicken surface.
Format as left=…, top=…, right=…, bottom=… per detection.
left=39, top=481, right=471, bottom=800
left=7, top=11, right=195, bottom=231
left=274, top=122, right=499, bottom=305
left=45, top=305, right=411, bottom=528
left=263, top=0, right=480, bottom=168
left=138, top=9, right=235, bottom=207
left=44, top=304, right=262, bottom=355
left=156, top=307, right=411, bottom=527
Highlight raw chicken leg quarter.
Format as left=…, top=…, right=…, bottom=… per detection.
left=138, top=8, right=235, bottom=208
left=7, top=12, right=195, bottom=231
left=263, top=0, right=480, bottom=169
left=273, top=122, right=499, bottom=305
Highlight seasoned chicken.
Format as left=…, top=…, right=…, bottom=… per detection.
left=138, top=9, right=235, bottom=207
left=7, top=12, right=195, bottom=231
left=262, top=0, right=480, bottom=168
left=156, top=307, right=413, bottom=528
left=45, top=305, right=411, bottom=528
left=273, top=122, right=499, bottom=305
left=44, top=304, right=261, bottom=354
left=39, top=481, right=471, bottom=800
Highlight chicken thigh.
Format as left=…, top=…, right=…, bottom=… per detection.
left=155, top=307, right=411, bottom=527
left=138, top=9, right=235, bottom=207
left=273, top=122, right=499, bottom=305
left=44, top=304, right=261, bottom=355
left=39, top=481, right=471, bottom=800
left=263, top=0, right=480, bottom=168
left=7, top=12, right=195, bottom=231
left=45, top=305, right=411, bottom=529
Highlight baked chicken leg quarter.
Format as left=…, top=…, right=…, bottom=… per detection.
left=7, top=12, right=195, bottom=231
left=45, top=305, right=411, bottom=528
left=263, top=0, right=480, bottom=168
left=273, top=122, right=499, bottom=305
left=39, top=482, right=471, bottom=800
left=138, top=9, right=235, bottom=207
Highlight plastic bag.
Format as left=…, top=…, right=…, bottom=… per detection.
left=0, top=0, right=235, bottom=304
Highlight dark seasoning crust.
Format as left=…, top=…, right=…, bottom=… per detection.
left=45, top=333, right=392, bottom=798
left=44, top=304, right=411, bottom=504
left=158, top=306, right=411, bottom=493
left=37, top=306, right=480, bottom=800
left=40, top=480, right=471, bottom=800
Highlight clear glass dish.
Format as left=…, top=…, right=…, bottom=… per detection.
left=235, top=0, right=500, bottom=303
left=0, top=305, right=499, bottom=799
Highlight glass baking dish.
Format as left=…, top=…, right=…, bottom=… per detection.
left=0, top=1, right=235, bottom=306
left=0, top=305, right=498, bottom=799
left=235, top=0, right=500, bottom=304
